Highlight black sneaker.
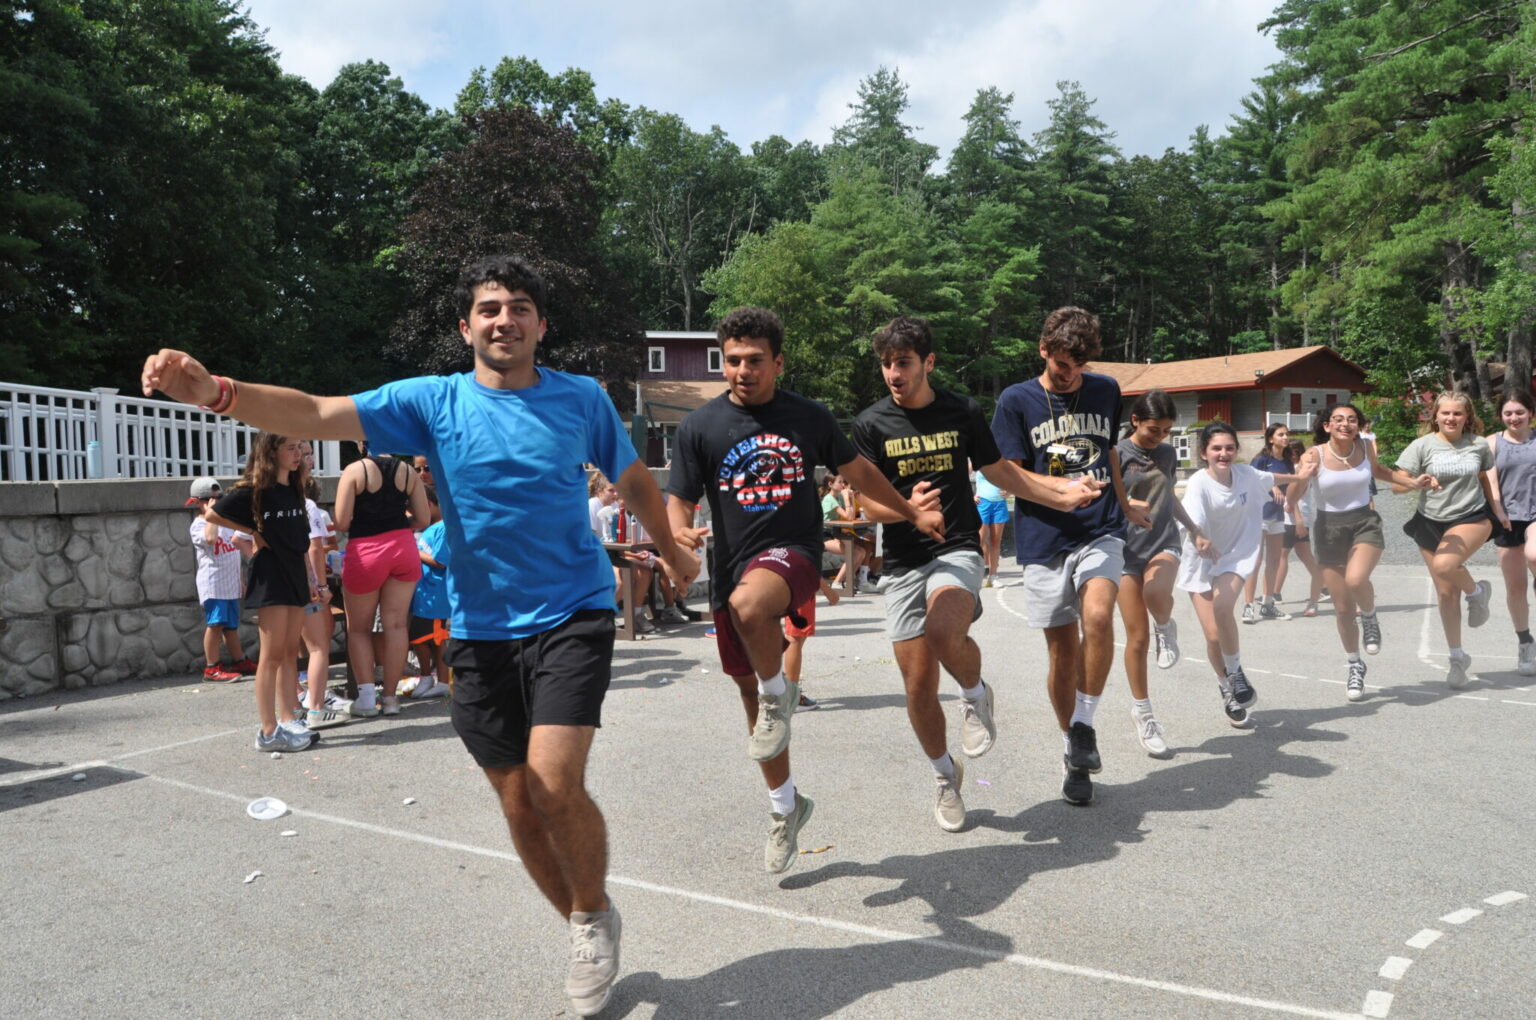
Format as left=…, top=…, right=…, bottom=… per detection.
left=1361, top=613, right=1382, bottom=655
left=1346, top=659, right=1367, bottom=702
left=1066, top=722, right=1101, bottom=774
left=1061, top=755, right=1094, bottom=806
left=1218, top=683, right=1253, bottom=729
left=1227, top=668, right=1257, bottom=709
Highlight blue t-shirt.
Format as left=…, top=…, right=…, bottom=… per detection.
left=410, top=521, right=451, bottom=620
left=991, top=373, right=1124, bottom=565
left=1250, top=453, right=1290, bottom=521
left=352, top=369, right=636, bottom=640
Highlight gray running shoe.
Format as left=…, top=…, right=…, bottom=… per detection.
left=1154, top=620, right=1180, bottom=669
left=1446, top=651, right=1472, bottom=690
left=348, top=700, right=381, bottom=719
left=1361, top=613, right=1382, bottom=655
left=1519, top=641, right=1536, bottom=677
left=305, top=708, right=347, bottom=730
left=765, top=792, right=814, bottom=873
left=254, top=726, right=314, bottom=753
left=566, top=900, right=621, bottom=1017
left=1133, top=709, right=1171, bottom=758
left=1061, top=756, right=1093, bottom=806
left=1241, top=602, right=1258, bottom=625
left=958, top=682, right=996, bottom=758
left=655, top=606, right=690, bottom=625
left=1466, top=581, right=1492, bottom=628
left=1258, top=598, right=1290, bottom=621
left=748, top=681, right=798, bottom=762
left=934, top=758, right=966, bottom=832
left=1347, top=659, right=1367, bottom=702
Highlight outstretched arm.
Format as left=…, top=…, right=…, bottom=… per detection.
left=837, top=455, right=945, bottom=542
left=142, top=349, right=364, bottom=440
left=979, top=458, right=1102, bottom=512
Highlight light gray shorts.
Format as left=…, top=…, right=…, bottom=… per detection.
left=883, top=549, right=984, bottom=642
left=1023, top=534, right=1125, bottom=628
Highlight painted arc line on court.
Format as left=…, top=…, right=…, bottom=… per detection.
left=1362, top=990, right=1393, bottom=1018
left=126, top=767, right=1360, bottom=1020
left=0, top=726, right=245, bottom=788
left=1405, top=929, right=1442, bottom=949
left=1485, top=891, right=1527, bottom=906
left=1378, top=957, right=1412, bottom=981
left=1440, top=908, right=1482, bottom=925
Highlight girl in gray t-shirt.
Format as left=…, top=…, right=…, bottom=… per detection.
left=1486, top=391, right=1536, bottom=676
left=1394, top=391, right=1495, bottom=689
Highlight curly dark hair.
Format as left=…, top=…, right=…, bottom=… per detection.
left=716, top=307, right=784, bottom=356
left=871, top=315, right=933, bottom=360
left=1038, top=306, right=1102, bottom=363
left=454, top=255, right=547, bottom=321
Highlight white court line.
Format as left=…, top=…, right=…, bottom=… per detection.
left=1405, top=929, right=1442, bottom=949
left=1378, top=957, right=1412, bottom=980
left=125, top=766, right=1358, bottom=1020
left=1280, top=673, right=1308, bottom=680
left=1485, top=891, right=1528, bottom=906
left=1440, top=908, right=1482, bottom=925
left=1362, top=990, right=1393, bottom=1018
left=0, top=727, right=243, bottom=788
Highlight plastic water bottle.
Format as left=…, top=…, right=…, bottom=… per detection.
left=86, top=440, right=103, bottom=478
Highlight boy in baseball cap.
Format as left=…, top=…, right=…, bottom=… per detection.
left=187, top=477, right=255, bottom=680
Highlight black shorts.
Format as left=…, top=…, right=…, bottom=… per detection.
left=1283, top=524, right=1308, bottom=550
left=445, top=608, right=616, bottom=768
left=1493, top=518, right=1531, bottom=548
left=1402, top=507, right=1493, bottom=553
left=409, top=615, right=437, bottom=643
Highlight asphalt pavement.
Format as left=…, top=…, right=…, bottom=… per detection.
left=3, top=489, right=1533, bottom=1019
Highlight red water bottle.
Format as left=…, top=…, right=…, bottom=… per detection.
left=616, top=501, right=628, bottom=542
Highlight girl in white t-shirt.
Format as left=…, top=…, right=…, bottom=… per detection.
left=1177, top=422, right=1311, bottom=728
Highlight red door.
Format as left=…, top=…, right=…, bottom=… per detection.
left=1290, top=392, right=1302, bottom=414
left=1198, top=396, right=1232, bottom=422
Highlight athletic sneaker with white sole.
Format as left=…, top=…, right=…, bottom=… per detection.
left=566, top=901, right=621, bottom=1017
left=254, top=726, right=314, bottom=753
left=1446, top=650, right=1473, bottom=690
left=1241, top=602, right=1258, bottom=625
left=934, top=758, right=966, bottom=832
left=1066, top=721, right=1102, bottom=773
left=1346, top=659, right=1367, bottom=702
left=1133, top=709, right=1171, bottom=757
left=1227, top=668, right=1257, bottom=709
left=1519, top=641, right=1536, bottom=676
left=1465, top=580, right=1492, bottom=628
left=1061, top=756, right=1093, bottom=805
left=1154, top=620, right=1180, bottom=669
left=305, top=708, right=348, bottom=729
left=748, top=681, right=798, bottom=761
left=1361, top=613, right=1382, bottom=655
left=1258, top=598, right=1290, bottom=621
left=958, top=682, right=996, bottom=757
left=1217, top=683, right=1253, bottom=728
left=764, top=792, right=814, bottom=873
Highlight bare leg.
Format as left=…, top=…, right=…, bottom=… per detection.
left=484, top=725, right=607, bottom=917
left=1042, top=624, right=1082, bottom=731
left=301, top=606, right=331, bottom=709
left=1265, top=532, right=1286, bottom=598
left=733, top=673, right=791, bottom=790
left=1499, top=544, right=1530, bottom=632
left=254, top=606, right=301, bottom=733
left=1078, top=576, right=1118, bottom=697
left=343, top=586, right=382, bottom=687
left=1323, top=565, right=1358, bottom=654
left=221, top=627, right=246, bottom=661
left=1243, top=541, right=1264, bottom=605
left=1117, top=573, right=1151, bottom=702
left=376, top=576, right=416, bottom=698
left=783, top=633, right=806, bottom=683
left=1423, top=522, right=1490, bottom=648
left=203, top=626, right=222, bottom=666
left=726, top=568, right=794, bottom=683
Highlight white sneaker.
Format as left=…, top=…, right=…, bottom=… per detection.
left=958, top=682, right=996, bottom=758
left=1154, top=620, right=1179, bottom=669
left=566, top=901, right=621, bottom=1017
left=1241, top=602, right=1258, bottom=625
left=1465, top=580, right=1492, bottom=628
left=934, top=758, right=966, bottom=832
left=1133, top=709, right=1171, bottom=758
left=1519, top=642, right=1536, bottom=676
left=1446, top=650, right=1472, bottom=690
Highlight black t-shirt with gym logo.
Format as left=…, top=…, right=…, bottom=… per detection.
left=213, top=481, right=311, bottom=608
left=668, top=390, right=856, bottom=610
left=853, top=389, right=1000, bottom=573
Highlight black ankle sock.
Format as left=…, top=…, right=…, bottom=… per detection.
left=1518, top=630, right=1532, bottom=645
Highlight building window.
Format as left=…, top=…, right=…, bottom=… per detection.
left=707, top=347, right=722, bottom=373
left=648, top=347, right=665, bottom=373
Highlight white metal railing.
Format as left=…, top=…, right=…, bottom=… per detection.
left=1265, top=411, right=1315, bottom=432
left=1, top=382, right=342, bottom=482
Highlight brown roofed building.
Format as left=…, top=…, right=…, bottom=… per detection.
left=635, top=331, right=728, bottom=465
left=1087, top=346, right=1373, bottom=436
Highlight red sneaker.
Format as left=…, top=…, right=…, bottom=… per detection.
left=202, top=664, right=242, bottom=683
left=229, top=658, right=258, bottom=675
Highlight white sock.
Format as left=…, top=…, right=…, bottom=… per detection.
left=1348, top=652, right=1362, bottom=663
left=1070, top=691, right=1099, bottom=728
left=1153, top=619, right=1171, bottom=633
left=1132, top=697, right=1153, bottom=717
left=768, top=776, right=796, bottom=816
left=1222, top=652, right=1241, bottom=674
left=959, top=680, right=986, bottom=701
left=758, top=671, right=787, bottom=698
left=1360, top=609, right=1377, bottom=619
left=1061, top=731, right=1071, bottom=754
left=355, top=682, right=377, bottom=709
left=1449, top=646, right=1464, bottom=660
left=929, top=752, right=956, bottom=778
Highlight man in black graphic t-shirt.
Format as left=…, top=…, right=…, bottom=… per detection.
left=667, top=306, right=943, bottom=874
left=852, top=316, right=1101, bottom=832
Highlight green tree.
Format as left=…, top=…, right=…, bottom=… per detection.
left=830, top=67, right=939, bottom=197
left=454, top=56, right=631, bottom=162
left=1030, top=81, right=1125, bottom=307
left=745, top=135, right=827, bottom=226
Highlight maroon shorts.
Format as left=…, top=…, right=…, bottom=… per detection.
left=712, top=547, right=820, bottom=677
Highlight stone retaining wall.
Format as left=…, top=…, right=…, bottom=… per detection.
left=0, top=478, right=337, bottom=699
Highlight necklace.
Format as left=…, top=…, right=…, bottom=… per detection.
left=1326, top=437, right=1358, bottom=465
left=1045, top=383, right=1081, bottom=422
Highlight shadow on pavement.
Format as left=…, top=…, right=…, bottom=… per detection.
left=0, top=764, right=142, bottom=814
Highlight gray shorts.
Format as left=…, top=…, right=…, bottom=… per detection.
left=883, top=549, right=984, bottom=642
left=1023, top=534, right=1125, bottom=628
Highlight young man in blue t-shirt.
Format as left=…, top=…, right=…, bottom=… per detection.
left=991, top=306, right=1148, bottom=808
left=143, top=255, right=696, bottom=1019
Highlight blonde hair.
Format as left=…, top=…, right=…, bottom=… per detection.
left=1425, top=391, right=1483, bottom=436
left=588, top=472, right=611, bottom=497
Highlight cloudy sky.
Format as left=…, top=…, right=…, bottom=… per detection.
left=241, top=0, right=1284, bottom=161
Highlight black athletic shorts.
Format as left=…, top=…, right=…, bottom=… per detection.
left=445, top=608, right=616, bottom=768
left=1402, top=507, right=1493, bottom=553
left=1493, top=518, right=1531, bottom=549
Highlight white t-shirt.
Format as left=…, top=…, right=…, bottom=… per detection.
left=190, top=518, right=244, bottom=601
left=1177, top=464, right=1275, bottom=593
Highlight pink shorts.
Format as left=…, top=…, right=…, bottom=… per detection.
left=343, top=529, right=422, bottom=594
left=712, top=547, right=820, bottom=676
